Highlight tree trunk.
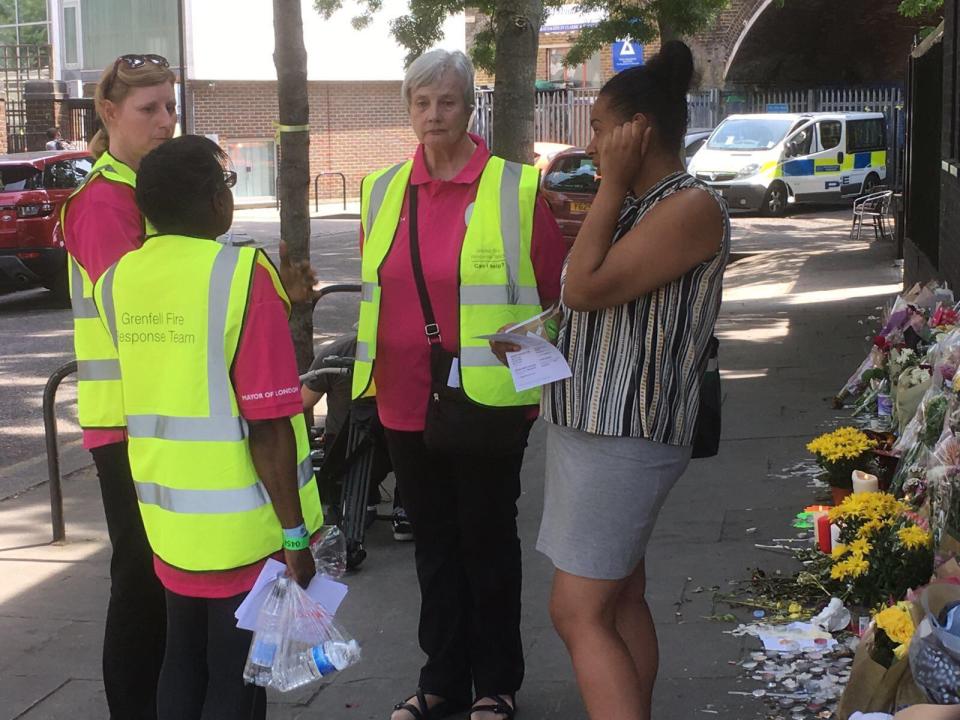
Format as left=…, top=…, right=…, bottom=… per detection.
left=273, top=0, right=313, bottom=372
left=657, top=8, right=680, bottom=44
left=491, top=0, right=543, bottom=163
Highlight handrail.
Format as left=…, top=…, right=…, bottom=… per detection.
left=314, top=172, right=347, bottom=213
left=43, top=360, right=77, bottom=543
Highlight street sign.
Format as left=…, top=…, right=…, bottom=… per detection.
left=766, top=103, right=790, bottom=113
left=612, top=40, right=644, bottom=72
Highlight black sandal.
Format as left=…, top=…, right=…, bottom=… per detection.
left=393, top=688, right=465, bottom=720
left=470, top=694, right=516, bottom=719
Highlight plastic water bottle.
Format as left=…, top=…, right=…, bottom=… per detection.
left=243, top=580, right=287, bottom=686
left=276, top=640, right=362, bottom=691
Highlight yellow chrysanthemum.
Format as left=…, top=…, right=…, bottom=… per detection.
left=898, top=525, right=931, bottom=551
left=849, top=538, right=872, bottom=557
left=807, top=427, right=875, bottom=463
left=875, top=603, right=915, bottom=645
left=831, top=544, right=848, bottom=559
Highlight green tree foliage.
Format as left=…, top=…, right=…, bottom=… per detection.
left=896, top=0, right=942, bottom=18
left=314, top=0, right=729, bottom=71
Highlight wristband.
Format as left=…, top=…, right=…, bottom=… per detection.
left=282, top=524, right=309, bottom=551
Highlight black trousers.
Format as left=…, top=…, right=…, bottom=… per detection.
left=157, top=591, right=266, bottom=720
left=384, top=429, right=528, bottom=703
left=91, top=441, right=167, bottom=720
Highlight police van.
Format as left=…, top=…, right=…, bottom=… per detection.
left=687, top=112, right=887, bottom=216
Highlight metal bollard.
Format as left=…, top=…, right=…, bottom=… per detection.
left=43, top=360, right=77, bottom=543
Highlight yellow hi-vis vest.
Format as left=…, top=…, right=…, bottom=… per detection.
left=93, top=235, right=324, bottom=572
left=352, top=156, right=542, bottom=407
left=62, top=151, right=154, bottom=428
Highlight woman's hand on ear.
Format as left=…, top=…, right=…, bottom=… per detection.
left=597, top=119, right=653, bottom=191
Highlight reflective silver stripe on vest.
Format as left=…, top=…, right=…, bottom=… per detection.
left=100, top=263, right=119, bottom=346
left=127, top=414, right=248, bottom=442
left=355, top=341, right=372, bottom=363
left=135, top=456, right=315, bottom=514
left=207, top=246, right=241, bottom=416
left=361, top=281, right=377, bottom=303
left=499, top=161, right=523, bottom=305
left=460, top=346, right=503, bottom=368
left=460, top=285, right=540, bottom=306
left=77, top=359, right=121, bottom=381
left=365, top=162, right=406, bottom=238
left=69, top=259, right=99, bottom=319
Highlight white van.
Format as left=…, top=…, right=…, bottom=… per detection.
left=687, top=112, right=888, bottom=216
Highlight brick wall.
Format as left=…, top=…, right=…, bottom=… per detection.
left=190, top=80, right=418, bottom=203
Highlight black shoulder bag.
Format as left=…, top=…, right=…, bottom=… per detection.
left=407, top=185, right=531, bottom=457
left=691, top=335, right=721, bottom=459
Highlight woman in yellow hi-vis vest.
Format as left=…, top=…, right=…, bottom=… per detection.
left=356, top=50, right=566, bottom=720
left=95, top=135, right=324, bottom=719
left=61, top=54, right=177, bottom=719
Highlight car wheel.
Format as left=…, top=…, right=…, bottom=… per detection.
left=44, top=267, right=70, bottom=307
left=761, top=182, right=788, bottom=217
left=860, top=173, right=880, bottom=196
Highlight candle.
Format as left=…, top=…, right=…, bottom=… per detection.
left=815, top=514, right=832, bottom=553
left=852, top=470, right=879, bottom=494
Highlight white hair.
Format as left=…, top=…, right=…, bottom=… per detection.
left=401, top=49, right=475, bottom=110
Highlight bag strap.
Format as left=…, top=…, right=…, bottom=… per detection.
left=407, top=185, right=443, bottom=348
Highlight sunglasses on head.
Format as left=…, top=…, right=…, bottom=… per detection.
left=102, top=54, right=170, bottom=99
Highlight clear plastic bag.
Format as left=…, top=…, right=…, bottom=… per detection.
left=243, top=575, right=361, bottom=692
left=311, top=525, right=347, bottom=579
left=908, top=587, right=960, bottom=704
left=838, top=346, right=886, bottom=403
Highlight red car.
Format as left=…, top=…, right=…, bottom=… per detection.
left=0, top=150, right=93, bottom=301
left=539, top=148, right=599, bottom=247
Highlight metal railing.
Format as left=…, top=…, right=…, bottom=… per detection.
left=314, top=172, right=347, bottom=213
left=43, top=360, right=76, bottom=543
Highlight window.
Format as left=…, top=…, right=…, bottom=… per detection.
left=547, top=48, right=602, bottom=88
left=789, top=128, right=813, bottom=156
left=43, top=158, right=92, bottom=189
left=224, top=140, right=277, bottom=201
left=62, top=1, right=81, bottom=68
left=543, top=155, right=599, bottom=194
left=0, top=165, right=42, bottom=191
left=0, top=0, right=49, bottom=47
left=708, top=118, right=795, bottom=151
left=846, top=119, right=886, bottom=153
left=818, top=120, right=842, bottom=152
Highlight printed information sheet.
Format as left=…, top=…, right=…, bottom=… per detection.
left=478, top=332, right=572, bottom=392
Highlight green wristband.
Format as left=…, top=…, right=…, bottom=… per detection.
left=282, top=523, right=309, bottom=551
left=283, top=534, right=310, bottom=551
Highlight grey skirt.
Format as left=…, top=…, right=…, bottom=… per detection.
left=536, top=422, right=692, bottom=580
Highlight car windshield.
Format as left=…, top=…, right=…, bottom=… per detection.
left=0, top=164, right=42, bottom=192
left=544, top=156, right=599, bottom=193
left=707, top=118, right=796, bottom=151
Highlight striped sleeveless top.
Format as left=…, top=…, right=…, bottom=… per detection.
left=543, top=171, right=730, bottom=445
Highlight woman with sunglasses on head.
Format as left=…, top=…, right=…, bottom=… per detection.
left=61, top=53, right=176, bottom=719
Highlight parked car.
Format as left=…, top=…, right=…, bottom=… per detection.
left=534, top=141, right=574, bottom=175
left=540, top=148, right=599, bottom=247
left=0, top=150, right=93, bottom=301
left=687, top=112, right=887, bottom=216
left=684, top=128, right=713, bottom=166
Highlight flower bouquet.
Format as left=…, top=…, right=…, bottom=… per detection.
left=808, top=427, right=877, bottom=503
left=827, top=492, right=934, bottom=611
left=871, top=602, right=917, bottom=667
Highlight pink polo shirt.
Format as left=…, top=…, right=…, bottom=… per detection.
left=367, top=135, right=567, bottom=431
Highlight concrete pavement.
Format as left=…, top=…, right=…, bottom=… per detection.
left=0, top=208, right=902, bottom=719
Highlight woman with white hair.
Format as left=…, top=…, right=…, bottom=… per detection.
left=352, top=49, right=566, bottom=720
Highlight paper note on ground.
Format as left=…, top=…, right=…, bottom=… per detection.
left=235, top=558, right=349, bottom=630
left=478, top=332, right=572, bottom=392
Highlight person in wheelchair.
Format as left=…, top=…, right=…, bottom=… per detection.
left=301, top=333, right=413, bottom=542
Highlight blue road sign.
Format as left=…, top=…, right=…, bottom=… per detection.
left=612, top=40, right=644, bottom=72
left=766, top=103, right=790, bottom=113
